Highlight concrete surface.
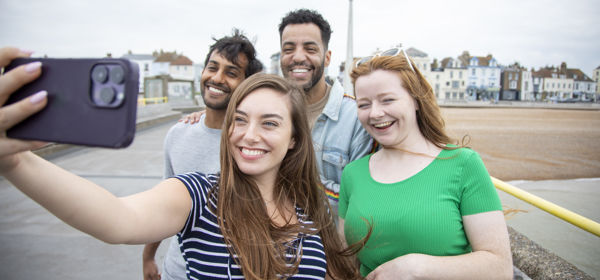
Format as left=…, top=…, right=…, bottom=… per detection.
left=0, top=121, right=175, bottom=280
left=500, top=179, right=600, bottom=279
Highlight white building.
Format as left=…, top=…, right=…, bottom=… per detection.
left=458, top=51, right=501, bottom=101
left=120, top=52, right=155, bottom=93
left=431, top=57, right=468, bottom=101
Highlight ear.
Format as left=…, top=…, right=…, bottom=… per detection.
left=288, top=137, right=296, bottom=150
left=324, top=50, right=331, bottom=68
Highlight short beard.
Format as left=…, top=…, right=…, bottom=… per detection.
left=302, top=59, right=325, bottom=94
left=200, top=87, right=230, bottom=110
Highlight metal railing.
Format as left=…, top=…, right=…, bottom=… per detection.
left=492, top=176, right=600, bottom=237
left=138, top=96, right=168, bottom=106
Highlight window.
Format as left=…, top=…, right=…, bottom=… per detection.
left=472, top=69, right=476, bottom=75
left=446, top=81, right=450, bottom=86
left=460, top=92, right=464, bottom=99
left=450, top=71, right=454, bottom=79
left=575, top=84, right=579, bottom=90
left=524, top=82, right=529, bottom=91
left=510, top=80, right=517, bottom=89
left=144, top=63, right=149, bottom=71
left=436, top=74, right=440, bottom=80
left=459, top=71, right=463, bottom=79
left=452, top=81, right=460, bottom=88
left=445, top=92, right=450, bottom=99
left=482, top=69, right=486, bottom=76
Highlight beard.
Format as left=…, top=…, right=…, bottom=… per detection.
left=200, top=81, right=231, bottom=110
left=283, top=59, right=325, bottom=94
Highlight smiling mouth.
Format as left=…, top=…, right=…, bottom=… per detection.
left=241, top=148, right=266, bottom=156
left=291, top=68, right=309, bottom=73
left=372, top=121, right=394, bottom=129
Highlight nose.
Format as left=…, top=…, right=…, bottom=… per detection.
left=369, top=102, right=385, bottom=119
left=242, top=121, right=261, bottom=143
left=291, top=48, right=307, bottom=63
left=211, top=70, right=226, bottom=84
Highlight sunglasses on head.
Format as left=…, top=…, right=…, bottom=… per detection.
left=355, top=47, right=416, bottom=73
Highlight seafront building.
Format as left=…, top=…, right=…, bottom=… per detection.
left=122, top=50, right=202, bottom=105
left=532, top=62, right=596, bottom=102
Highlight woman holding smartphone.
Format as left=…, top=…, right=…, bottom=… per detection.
left=0, top=47, right=360, bottom=280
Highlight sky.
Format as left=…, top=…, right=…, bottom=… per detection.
left=1, top=0, right=599, bottom=77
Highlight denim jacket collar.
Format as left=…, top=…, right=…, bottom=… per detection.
left=321, top=79, right=345, bottom=122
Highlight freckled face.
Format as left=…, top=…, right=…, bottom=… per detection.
left=354, top=70, right=420, bottom=148
left=229, top=88, right=295, bottom=181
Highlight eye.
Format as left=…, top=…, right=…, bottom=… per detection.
left=357, top=103, right=371, bottom=109
left=382, top=98, right=395, bottom=103
left=234, top=115, right=247, bottom=124
left=227, top=71, right=239, bottom=78
left=263, top=120, right=279, bottom=127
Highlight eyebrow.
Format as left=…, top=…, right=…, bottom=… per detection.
left=235, top=110, right=284, bottom=120
left=208, top=60, right=242, bottom=71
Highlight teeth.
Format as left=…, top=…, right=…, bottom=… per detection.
left=208, top=86, right=225, bottom=94
left=241, top=148, right=265, bottom=156
left=292, top=69, right=308, bottom=73
left=373, top=121, right=393, bottom=128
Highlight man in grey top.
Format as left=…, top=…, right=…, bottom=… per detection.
left=142, top=29, right=263, bottom=280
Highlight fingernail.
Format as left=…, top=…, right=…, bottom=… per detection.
left=29, top=90, right=48, bottom=104
left=20, top=49, right=34, bottom=55
left=24, top=61, right=42, bottom=73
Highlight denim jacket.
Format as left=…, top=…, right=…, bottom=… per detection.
left=312, top=79, right=373, bottom=213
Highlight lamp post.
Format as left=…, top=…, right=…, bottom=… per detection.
left=343, top=0, right=354, bottom=94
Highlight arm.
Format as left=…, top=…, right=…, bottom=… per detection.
left=366, top=211, right=512, bottom=280
left=3, top=152, right=192, bottom=244
left=143, top=241, right=162, bottom=280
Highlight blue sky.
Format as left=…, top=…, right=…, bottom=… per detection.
left=1, top=0, right=599, bottom=76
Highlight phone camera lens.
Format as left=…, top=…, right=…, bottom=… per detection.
left=92, top=65, right=109, bottom=83
left=99, top=87, right=116, bottom=104
left=109, top=65, right=125, bottom=84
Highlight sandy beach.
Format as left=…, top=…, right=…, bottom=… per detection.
left=441, top=107, right=600, bottom=181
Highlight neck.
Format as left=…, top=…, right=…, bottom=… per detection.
left=306, top=78, right=328, bottom=105
left=204, top=108, right=226, bottom=129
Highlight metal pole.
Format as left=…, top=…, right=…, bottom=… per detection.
left=343, top=0, right=354, bottom=95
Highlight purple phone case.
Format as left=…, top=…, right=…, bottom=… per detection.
left=5, top=58, right=139, bottom=148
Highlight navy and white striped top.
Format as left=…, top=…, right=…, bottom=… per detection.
left=175, top=172, right=328, bottom=280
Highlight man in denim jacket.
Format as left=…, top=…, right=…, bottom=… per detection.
left=279, top=9, right=373, bottom=214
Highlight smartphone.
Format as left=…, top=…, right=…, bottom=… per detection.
left=4, top=57, right=139, bottom=148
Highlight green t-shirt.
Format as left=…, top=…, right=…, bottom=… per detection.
left=339, top=147, right=502, bottom=276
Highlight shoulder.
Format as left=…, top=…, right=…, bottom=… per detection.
left=175, top=172, right=219, bottom=191
left=343, top=154, right=370, bottom=173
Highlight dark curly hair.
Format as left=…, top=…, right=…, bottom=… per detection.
left=278, top=9, right=332, bottom=49
left=204, top=28, right=263, bottom=77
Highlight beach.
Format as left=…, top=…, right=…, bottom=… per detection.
left=441, top=107, right=600, bottom=181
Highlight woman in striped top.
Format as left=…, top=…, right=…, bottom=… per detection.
left=0, top=60, right=360, bottom=279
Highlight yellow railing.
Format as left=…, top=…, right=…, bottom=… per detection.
left=138, top=96, right=168, bottom=106
left=492, top=176, right=600, bottom=237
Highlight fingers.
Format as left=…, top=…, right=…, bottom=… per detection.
left=0, top=61, right=42, bottom=105
left=0, top=47, right=33, bottom=68
left=0, top=90, right=47, bottom=131
left=0, top=138, right=46, bottom=158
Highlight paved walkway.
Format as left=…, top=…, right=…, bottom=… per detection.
left=0, top=121, right=174, bottom=280
left=499, top=179, right=600, bottom=279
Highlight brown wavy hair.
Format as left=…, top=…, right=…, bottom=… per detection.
left=350, top=55, right=466, bottom=149
left=214, top=73, right=361, bottom=279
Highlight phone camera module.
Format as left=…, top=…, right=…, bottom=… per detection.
left=99, top=87, right=116, bottom=104
left=109, top=65, right=125, bottom=84
left=92, top=65, right=109, bottom=83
